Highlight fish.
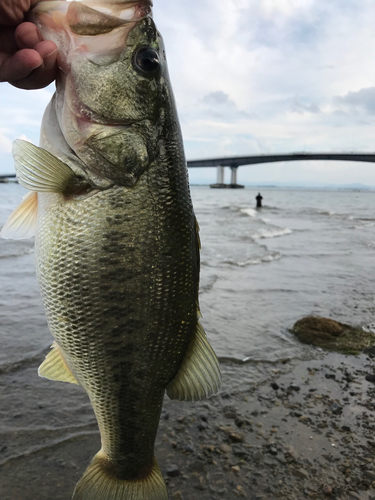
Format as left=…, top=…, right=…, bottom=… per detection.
left=1, top=1, right=221, bottom=499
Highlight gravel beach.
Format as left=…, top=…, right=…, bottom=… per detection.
left=2, top=350, right=375, bottom=500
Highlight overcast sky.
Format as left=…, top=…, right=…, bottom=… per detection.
left=2, top=0, right=375, bottom=186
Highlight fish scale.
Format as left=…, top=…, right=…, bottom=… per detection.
left=36, top=178, right=197, bottom=466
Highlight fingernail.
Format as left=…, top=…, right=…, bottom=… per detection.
left=44, top=49, right=58, bottom=70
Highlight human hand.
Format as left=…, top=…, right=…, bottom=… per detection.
left=0, top=0, right=61, bottom=89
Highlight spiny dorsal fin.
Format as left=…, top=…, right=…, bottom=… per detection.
left=166, top=322, right=221, bottom=402
left=13, top=139, right=77, bottom=193
left=0, top=191, right=38, bottom=239
left=39, top=342, right=79, bottom=385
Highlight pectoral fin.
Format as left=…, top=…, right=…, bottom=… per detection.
left=39, top=342, right=79, bottom=385
left=0, top=191, right=38, bottom=239
left=166, top=322, right=221, bottom=402
left=13, top=139, right=84, bottom=194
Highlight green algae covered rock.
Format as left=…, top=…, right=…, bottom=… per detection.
left=291, top=316, right=375, bottom=355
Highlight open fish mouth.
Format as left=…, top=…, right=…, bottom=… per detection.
left=31, top=1, right=153, bottom=36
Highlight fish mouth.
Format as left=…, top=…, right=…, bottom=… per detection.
left=73, top=100, right=135, bottom=127
left=32, top=0, right=153, bottom=22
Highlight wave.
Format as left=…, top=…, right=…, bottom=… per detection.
left=252, top=227, right=292, bottom=239
left=199, top=274, right=219, bottom=293
left=240, top=208, right=257, bottom=217
left=0, top=346, right=51, bottom=375
left=0, top=247, right=34, bottom=260
left=224, top=252, right=282, bottom=267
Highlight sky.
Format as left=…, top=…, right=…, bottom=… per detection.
left=2, top=0, right=375, bottom=186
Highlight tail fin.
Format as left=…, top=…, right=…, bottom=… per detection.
left=72, top=451, right=168, bottom=500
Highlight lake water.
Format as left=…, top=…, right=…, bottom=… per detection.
left=0, top=182, right=375, bottom=469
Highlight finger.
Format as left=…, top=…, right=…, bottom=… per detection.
left=34, top=40, right=57, bottom=70
left=0, top=1, right=29, bottom=26
left=0, top=48, right=42, bottom=83
left=9, top=42, right=58, bottom=90
left=15, top=22, right=43, bottom=50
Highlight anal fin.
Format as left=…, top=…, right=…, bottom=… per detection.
left=166, top=322, right=221, bottom=402
left=39, top=342, right=79, bottom=385
left=1, top=191, right=38, bottom=240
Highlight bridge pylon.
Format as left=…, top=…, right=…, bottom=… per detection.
left=210, top=165, right=244, bottom=189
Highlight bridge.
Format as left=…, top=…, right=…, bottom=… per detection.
left=187, top=152, right=375, bottom=188
left=2, top=152, right=375, bottom=187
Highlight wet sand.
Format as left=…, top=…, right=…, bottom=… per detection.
left=1, top=352, right=375, bottom=500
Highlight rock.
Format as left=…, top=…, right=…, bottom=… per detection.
left=348, top=492, right=361, bottom=500
left=322, top=485, right=333, bottom=495
left=172, top=492, right=183, bottom=500
left=289, top=384, right=300, bottom=392
left=220, top=426, right=245, bottom=443
left=231, top=465, right=240, bottom=473
left=189, top=459, right=207, bottom=473
left=270, top=382, right=279, bottom=390
left=365, top=374, right=375, bottom=383
left=253, top=450, right=264, bottom=462
left=235, top=417, right=245, bottom=428
left=220, top=444, right=232, bottom=454
left=330, top=403, right=343, bottom=415
left=166, top=465, right=180, bottom=477
left=364, top=470, right=375, bottom=481
left=232, top=445, right=249, bottom=459
left=197, top=421, right=208, bottom=431
left=290, top=316, right=375, bottom=354
left=292, top=468, right=309, bottom=479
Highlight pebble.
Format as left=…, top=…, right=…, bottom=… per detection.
left=364, top=471, right=375, bottom=481
left=253, top=450, right=264, bottom=461
left=330, top=402, right=343, bottom=415
left=197, top=421, right=208, bottom=431
left=220, top=444, right=232, bottom=454
left=166, top=465, right=180, bottom=477
left=289, top=384, right=300, bottom=391
left=189, top=459, right=207, bottom=473
left=348, top=492, right=362, bottom=500
left=292, top=468, right=309, bottom=479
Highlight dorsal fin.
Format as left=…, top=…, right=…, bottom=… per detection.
left=0, top=191, right=38, bottom=240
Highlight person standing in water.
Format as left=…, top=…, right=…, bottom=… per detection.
left=256, top=192, right=263, bottom=208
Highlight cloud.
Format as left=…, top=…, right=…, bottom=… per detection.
left=2, top=1, right=375, bottom=185
left=334, top=87, right=375, bottom=115
left=200, top=91, right=253, bottom=121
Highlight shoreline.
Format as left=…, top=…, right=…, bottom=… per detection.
left=1, top=351, right=375, bottom=500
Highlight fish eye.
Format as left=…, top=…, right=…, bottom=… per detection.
left=133, top=47, right=160, bottom=75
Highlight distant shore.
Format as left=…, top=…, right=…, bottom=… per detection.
left=2, top=351, right=375, bottom=500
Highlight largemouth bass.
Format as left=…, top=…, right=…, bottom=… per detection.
left=1, top=1, right=221, bottom=499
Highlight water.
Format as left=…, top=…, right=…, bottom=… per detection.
left=1, top=182, right=375, bottom=470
